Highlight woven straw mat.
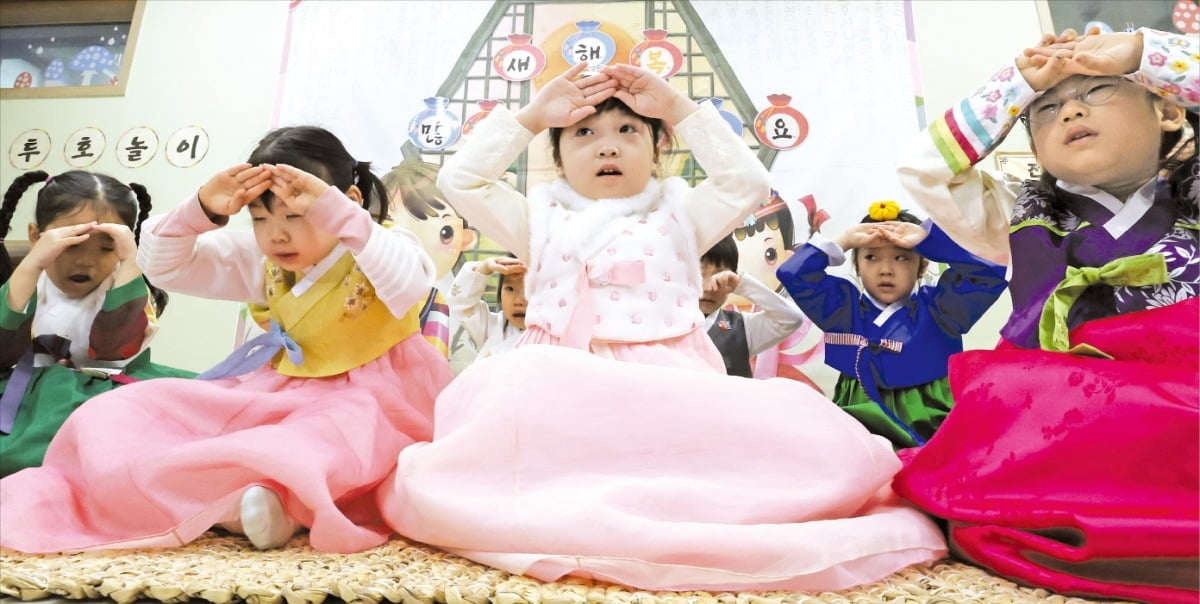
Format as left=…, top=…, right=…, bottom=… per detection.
left=0, top=533, right=1131, bottom=604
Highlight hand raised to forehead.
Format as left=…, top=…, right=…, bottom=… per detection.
left=89, top=222, right=138, bottom=262
left=603, top=64, right=697, bottom=125
left=1059, top=31, right=1142, bottom=77
left=480, top=256, right=527, bottom=276
left=706, top=269, right=740, bottom=295
left=265, top=164, right=332, bottom=216
left=517, top=62, right=618, bottom=133
left=835, top=223, right=886, bottom=251
left=198, top=164, right=272, bottom=218
left=25, top=223, right=94, bottom=271
left=1019, top=30, right=1079, bottom=92
left=877, top=221, right=929, bottom=249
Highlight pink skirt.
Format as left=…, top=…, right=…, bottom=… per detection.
left=0, top=336, right=450, bottom=554
left=379, top=336, right=946, bottom=592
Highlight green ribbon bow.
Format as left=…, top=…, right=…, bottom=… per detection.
left=1038, top=253, right=1169, bottom=353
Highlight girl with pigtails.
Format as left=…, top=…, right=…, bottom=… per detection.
left=0, top=170, right=193, bottom=477
left=0, top=126, right=451, bottom=557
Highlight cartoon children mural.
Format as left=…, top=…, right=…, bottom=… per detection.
left=382, top=143, right=478, bottom=368
left=730, top=190, right=834, bottom=392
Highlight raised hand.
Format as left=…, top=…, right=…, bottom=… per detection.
left=198, top=164, right=272, bottom=219
left=478, top=256, right=526, bottom=276
left=265, top=163, right=332, bottom=216
left=706, top=270, right=741, bottom=297
left=23, top=223, right=93, bottom=271
left=834, top=223, right=885, bottom=251
left=877, top=221, right=929, bottom=249
left=89, top=221, right=142, bottom=285
left=1061, top=31, right=1143, bottom=76
left=1019, top=29, right=1079, bottom=91
left=89, top=222, right=138, bottom=263
left=517, top=62, right=618, bottom=133
left=602, top=64, right=696, bottom=125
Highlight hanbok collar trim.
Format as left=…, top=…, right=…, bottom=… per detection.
left=863, top=290, right=911, bottom=327
left=1057, top=177, right=1157, bottom=239
left=290, top=244, right=347, bottom=298
left=551, top=177, right=661, bottom=216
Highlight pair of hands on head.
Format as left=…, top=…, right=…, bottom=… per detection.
left=517, top=62, right=698, bottom=133
left=835, top=221, right=928, bottom=252
left=1018, top=27, right=1143, bottom=92
left=24, top=221, right=137, bottom=272
left=198, top=163, right=329, bottom=223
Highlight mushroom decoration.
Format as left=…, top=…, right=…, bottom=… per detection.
left=68, top=45, right=118, bottom=85
left=13, top=72, right=32, bottom=88
left=43, top=59, right=65, bottom=86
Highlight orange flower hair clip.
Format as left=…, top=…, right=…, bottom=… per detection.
left=868, top=200, right=901, bottom=221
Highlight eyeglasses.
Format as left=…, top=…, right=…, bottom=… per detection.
left=1026, top=78, right=1127, bottom=125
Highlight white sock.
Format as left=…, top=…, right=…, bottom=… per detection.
left=239, top=485, right=299, bottom=549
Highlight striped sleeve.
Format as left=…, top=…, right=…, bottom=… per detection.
left=928, top=63, right=1037, bottom=176
left=421, top=289, right=451, bottom=359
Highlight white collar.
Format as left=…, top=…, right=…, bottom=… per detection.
left=1057, top=177, right=1157, bottom=239
left=290, top=244, right=347, bottom=298
left=863, top=290, right=909, bottom=327
left=551, top=177, right=661, bottom=216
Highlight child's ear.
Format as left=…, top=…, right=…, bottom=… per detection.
left=27, top=223, right=39, bottom=243
left=1158, top=101, right=1187, bottom=133
left=919, top=258, right=930, bottom=278
left=345, top=185, right=363, bottom=203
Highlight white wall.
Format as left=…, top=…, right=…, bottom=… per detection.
left=0, top=0, right=290, bottom=370
left=0, top=0, right=1048, bottom=369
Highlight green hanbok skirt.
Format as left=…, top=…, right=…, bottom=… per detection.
left=831, top=374, right=954, bottom=449
left=0, top=350, right=194, bottom=476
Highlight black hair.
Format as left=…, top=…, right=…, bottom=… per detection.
left=1020, top=82, right=1198, bottom=229
left=548, top=97, right=670, bottom=169
left=0, top=170, right=169, bottom=314
left=247, top=126, right=389, bottom=223
left=851, top=208, right=926, bottom=270
left=701, top=234, right=739, bottom=273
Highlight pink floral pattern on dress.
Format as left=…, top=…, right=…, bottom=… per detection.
left=1136, top=28, right=1198, bottom=107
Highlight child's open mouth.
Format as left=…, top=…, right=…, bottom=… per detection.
left=68, top=274, right=91, bottom=284
left=596, top=164, right=622, bottom=177
left=1063, top=127, right=1096, bottom=145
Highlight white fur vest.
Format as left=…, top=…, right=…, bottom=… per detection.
left=524, top=177, right=704, bottom=343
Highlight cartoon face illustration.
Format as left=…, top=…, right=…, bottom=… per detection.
left=727, top=191, right=795, bottom=307
left=383, top=147, right=477, bottom=279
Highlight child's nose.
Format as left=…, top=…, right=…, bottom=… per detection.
left=1058, top=98, right=1089, bottom=122
left=597, top=144, right=619, bottom=157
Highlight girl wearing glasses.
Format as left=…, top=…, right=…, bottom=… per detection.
left=894, top=27, right=1198, bottom=604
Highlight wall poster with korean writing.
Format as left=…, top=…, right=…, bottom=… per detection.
left=0, top=0, right=145, bottom=99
